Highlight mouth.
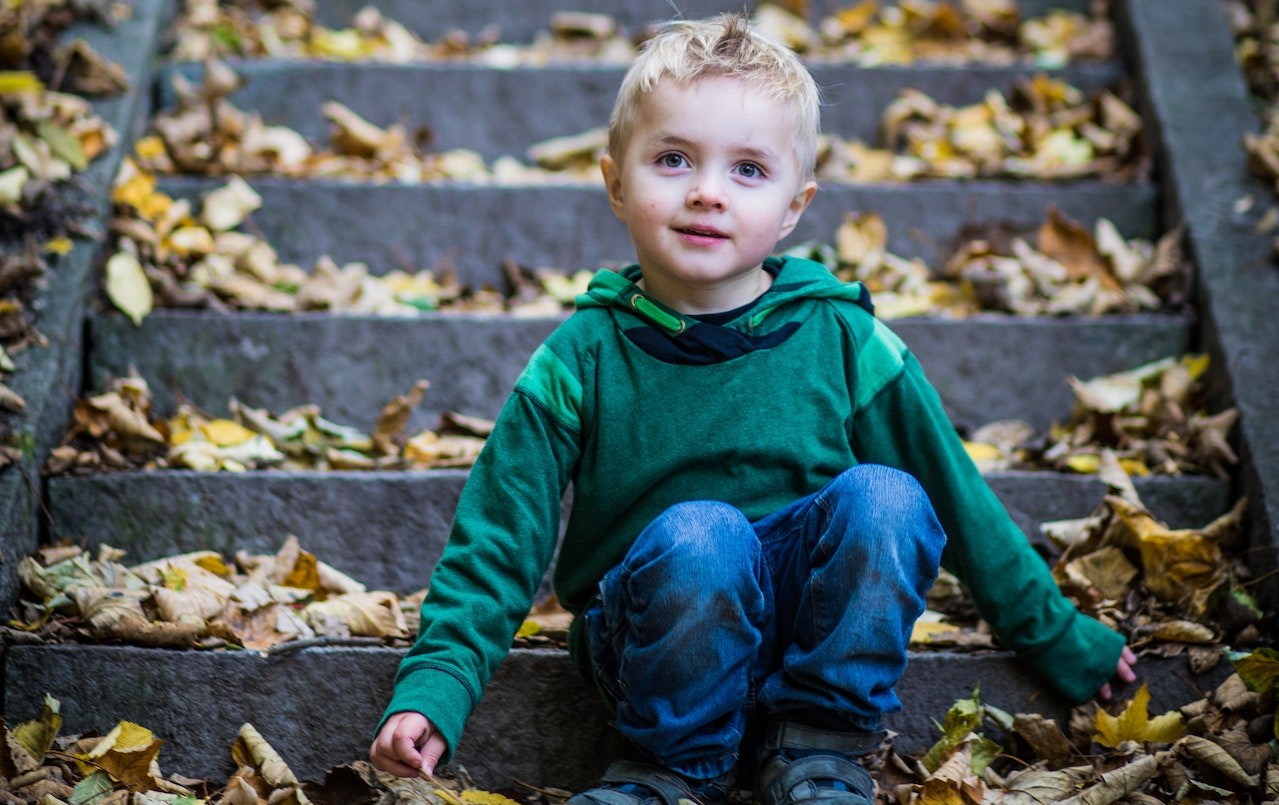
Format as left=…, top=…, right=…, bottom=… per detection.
left=675, top=224, right=728, bottom=240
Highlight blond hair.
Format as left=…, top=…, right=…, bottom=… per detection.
left=607, top=13, right=821, bottom=180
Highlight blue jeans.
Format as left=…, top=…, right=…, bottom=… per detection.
left=583, top=465, right=946, bottom=782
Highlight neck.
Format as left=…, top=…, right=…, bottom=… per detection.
left=638, top=268, right=773, bottom=315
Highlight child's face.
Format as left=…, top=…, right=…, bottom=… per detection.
left=601, top=75, right=817, bottom=314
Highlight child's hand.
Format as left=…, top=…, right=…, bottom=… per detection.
left=1097, top=646, right=1138, bottom=701
left=370, top=711, right=448, bottom=779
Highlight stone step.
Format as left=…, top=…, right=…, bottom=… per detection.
left=155, top=60, right=1126, bottom=160
left=87, top=310, right=1191, bottom=435
left=299, top=0, right=1095, bottom=42
left=0, top=0, right=165, bottom=607
left=2, top=644, right=1230, bottom=790
left=153, top=176, right=1161, bottom=283
left=47, top=469, right=1229, bottom=595
left=4, top=0, right=1266, bottom=796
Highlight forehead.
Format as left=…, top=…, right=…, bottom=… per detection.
left=630, top=75, right=801, bottom=151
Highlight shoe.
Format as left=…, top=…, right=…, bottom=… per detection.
left=752, top=720, right=883, bottom=805
left=567, top=760, right=727, bottom=805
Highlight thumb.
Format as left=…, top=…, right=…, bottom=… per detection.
left=420, top=731, right=448, bottom=777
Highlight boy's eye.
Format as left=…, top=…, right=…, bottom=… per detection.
left=659, top=153, right=687, bottom=169
left=736, top=162, right=765, bottom=179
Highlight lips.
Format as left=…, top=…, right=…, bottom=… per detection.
left=675, top=224, right=728, bottom=239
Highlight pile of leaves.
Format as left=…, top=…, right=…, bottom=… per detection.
left=757, top=0, right=1113, bottom=66
left=913, top=452, right=1264, bottom=656
left=0, top=0, right=125, bottom=436
left=818, top=74, right=1146, bottom=183
left=965, top=353, right=1238, bottom=479
left=45, top=374, right=492, bottom=474
left=871, top=663, right=1278, bottom=804
left=131, top=59, right=495, bottom=183
left=501, top=75, right=1146, bottom=185
left=2, top=696, right=535, bottom=805
left=131, top=58, right=1145, bottom=189
left=12, top=536, right=412, bottom=650
left=167, top=0, right=1113, bottom=68
left=788, top=205, right=1187, bottom=318
left=104, top=160, right=592, bottom=322
left=1046, top=461, right=1261, bottom=654
left=169, top=2, right=640, bottom=66
left=8, top=535, right=573, bottom=654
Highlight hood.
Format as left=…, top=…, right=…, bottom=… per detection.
left=574, top=255, right=871, bottom=336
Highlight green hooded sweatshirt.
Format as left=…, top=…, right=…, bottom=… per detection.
left=382, top=256, right=1126, bottom=757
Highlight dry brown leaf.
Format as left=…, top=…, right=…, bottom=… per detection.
left=1175, top=734, right=1259, bottom=789
left=373, top=379, right=428, bottom=455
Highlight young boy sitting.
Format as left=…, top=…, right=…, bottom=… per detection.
left=370, top=13, right=1136, bottom=805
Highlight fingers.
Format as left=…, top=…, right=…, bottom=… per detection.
left=1097, top=646, right=1141, bottom=701
left=370, top=712, right=439, bottom=779
left=1120, top=646, right=1138, bottom=677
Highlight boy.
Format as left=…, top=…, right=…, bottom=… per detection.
left=371, top=14, right=1136, bottom=805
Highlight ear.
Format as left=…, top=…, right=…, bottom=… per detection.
left=600, top=155, right=626, bottom=221
left=779, top=181, right=818, bottom=239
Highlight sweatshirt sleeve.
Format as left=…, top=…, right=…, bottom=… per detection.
left=846, top=315, right=1125, bottom=703
left=379, top=349, right=582, bottom=757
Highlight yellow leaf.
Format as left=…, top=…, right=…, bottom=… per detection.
left=910, top=620, right=960, bottom=644
left=1064, top=453, right=1099, bottom=473
left=200, top=418, right=258, bottom=447
left=1180, top=352, right=1210, bottom=381
left=461, top=792, right=522, bottom=805
left=281, top=549, right=321, bottom=592
left=44, top=237, right=74, bottom=255
left=111, top=160, right=155, bottom=208
left=1108, top=497, right=1226, bottom=613
left=962, top=441, right=1003, bottom=462
left=79, top=721, right=162, bottom=791
left=12, top=694, right=61, bottom=764
left=133, top=134, right=168, bottom=161
left=195, top=553, right=234, bottom=578
left=1117, top=458, right=1150, bottom=476
left=104, top=251, right=153, bottom=326
left=515, top=619, right=541, bottom=639
left=1093, top=682, right=1184, bottom=748
left=168, top=411, right=194, bottom=446
left=0, top=70, right=44, bottom=94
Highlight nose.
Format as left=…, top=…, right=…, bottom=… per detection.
left=686, top=174, right=727, bottom=210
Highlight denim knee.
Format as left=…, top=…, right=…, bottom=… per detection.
left=626, top=500, right=761, bottom=593
left=818, top=465, right=946, bottom=562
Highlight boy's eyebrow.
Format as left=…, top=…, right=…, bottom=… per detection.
left=651, top=133, right=781, bottom=163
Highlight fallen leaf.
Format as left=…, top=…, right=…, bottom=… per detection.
left=1093, top=682, right=1184, bottom=747
left=11, top=694, right=61, bottom=765
left=104, top=251, right=154, bottom=325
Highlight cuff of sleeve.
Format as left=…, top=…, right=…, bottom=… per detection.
left=377, top=665, right=476, bottom=763
left=1026, top=613, right=1127, bottom=704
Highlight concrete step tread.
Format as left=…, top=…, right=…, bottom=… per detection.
left=48, top=469, right=1230, bottom=594
left=2, top=644, right=1230, bottom=789
left=87, top=310, right=1193, bottom=433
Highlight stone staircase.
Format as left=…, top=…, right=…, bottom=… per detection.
left=3, top=0, right=1279, bottom=793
